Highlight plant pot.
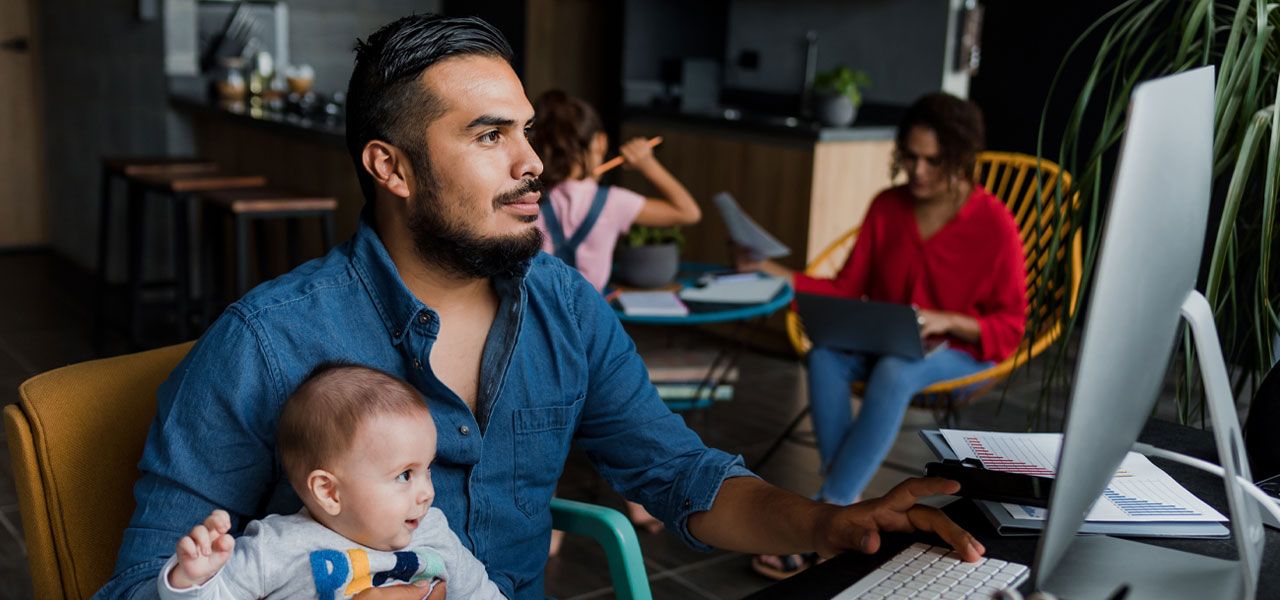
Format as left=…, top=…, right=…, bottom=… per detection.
left=615, top=243, right=680, bottom=288
left=816, top=93, right=857, bottom=128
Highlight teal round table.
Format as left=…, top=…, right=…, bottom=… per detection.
left=608, top=262, right=794, bottom=325
left=607, top=263, right=793, bottom=412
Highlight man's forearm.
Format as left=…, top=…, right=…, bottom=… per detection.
left=686, top=477, right=834, bottom=555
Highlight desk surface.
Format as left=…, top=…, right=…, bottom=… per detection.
left=745, top=419, right=1280, bottom=599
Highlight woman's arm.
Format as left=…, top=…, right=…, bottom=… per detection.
left=623, top=138, right=702, bottom=227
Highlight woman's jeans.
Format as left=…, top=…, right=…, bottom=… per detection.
left=807, top=346, right=991, bottom=505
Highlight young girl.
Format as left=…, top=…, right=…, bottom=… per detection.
left=531, top=89, right=702, bottom=291
left=531, top=90, right=701, bottom=542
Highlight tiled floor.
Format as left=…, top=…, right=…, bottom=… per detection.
left=0, top=250, right=1164, bottom=599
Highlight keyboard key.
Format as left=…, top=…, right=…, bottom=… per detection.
left=937, top=573, right=964, bottom=586
left=987, top=559, right=1008, bottom=569
left=901, top=579, right=929, bottom=591
left=977, top=585, right=1003, bottom=596
left=925, top=583, right=951, bottom=594
left=889, top=572, right=913, bottom=584
left=941, top=592, right=971, bottom=600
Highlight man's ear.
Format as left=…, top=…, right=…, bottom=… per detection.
left=361, top=141, right=412, bottom=200
left=307, top=469, right=343, bottom=517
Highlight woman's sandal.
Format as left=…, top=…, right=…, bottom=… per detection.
left=750, top=552, right=820, bottom=581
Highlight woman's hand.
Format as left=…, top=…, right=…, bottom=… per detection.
left=733, top=245, right=795, bottom=279
left=917, top=309, right=982, bottom=343
left=917, top=309, right=953, bottom=338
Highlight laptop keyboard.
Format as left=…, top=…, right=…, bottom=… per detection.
left=831, top=543, right=1029, bottom=599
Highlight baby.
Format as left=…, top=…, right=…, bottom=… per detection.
left=157, top=364, right=505, bottom=599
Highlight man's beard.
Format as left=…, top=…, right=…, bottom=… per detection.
left=405, top=155, right=545, bottom=280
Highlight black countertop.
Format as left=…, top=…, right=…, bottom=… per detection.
left=171, top=87, right=898, bottom=146
left=170, top=89, right=346, bottom=147
left=622, top=104, right=898, bottom=143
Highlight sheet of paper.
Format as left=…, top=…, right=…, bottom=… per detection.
left=616, top=291, right=688, bottom=317
left=940, top=429, right=1226, bottom=523
left=713, top=192, right=790, bottom=259
left=678, top=276, right=786, bottom=304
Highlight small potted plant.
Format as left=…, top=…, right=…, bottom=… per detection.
left=813, top=67, right=871, bottom=127
left=614, top=225, right=684, bottom=288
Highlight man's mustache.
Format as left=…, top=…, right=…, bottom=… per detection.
left=493, top=178, right=545, bottom=208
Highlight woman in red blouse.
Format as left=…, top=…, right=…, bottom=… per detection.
left=740, top=93, right=1026, bottom=579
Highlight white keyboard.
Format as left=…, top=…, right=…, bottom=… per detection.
left=831, top=543, right=1029, bottom=600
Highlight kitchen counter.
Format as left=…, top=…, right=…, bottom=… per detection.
left=624, top=105, right=896, bottom=143
left=170, top=90, right=345, bottom=147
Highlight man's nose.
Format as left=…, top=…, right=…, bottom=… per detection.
left=511, top=133, right=544, bottom=181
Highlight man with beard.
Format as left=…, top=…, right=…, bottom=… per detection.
left=97, top=15, right=985, bottom=600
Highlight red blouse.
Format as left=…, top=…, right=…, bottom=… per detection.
left=794, top=185, right=1027, bottom=363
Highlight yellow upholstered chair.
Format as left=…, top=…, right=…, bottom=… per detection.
left=787, top=151, right=1083, bottom=420
left=6, top=343, right=651, bottom=600
left=4, top=342, right=194, bottom=599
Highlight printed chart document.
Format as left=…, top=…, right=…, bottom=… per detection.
left=616, top=291, right=688, bottom=317
left=713, top=192, right=790, bottom=259
left=920, top=429, right=1229, bottom=537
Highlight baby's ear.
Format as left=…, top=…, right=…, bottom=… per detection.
left=307, top=469, right=342, bottom=516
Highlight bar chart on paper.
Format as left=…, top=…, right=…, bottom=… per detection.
left=940, top=429, right=1226, bottom=523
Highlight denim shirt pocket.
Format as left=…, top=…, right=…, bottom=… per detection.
left=512, top=394, right=582, bottom=517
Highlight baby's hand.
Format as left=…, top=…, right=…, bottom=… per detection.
left=168, top=510, right=235, bottom=589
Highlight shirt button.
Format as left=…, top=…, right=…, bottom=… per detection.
left=682, top=499, right=692, bottom=510
left=459, top=425, right=470, bottom=436
left=392, top=328, right=402, bottom=338
left=418, top=313, right=430, bottom=325
left=411, top=358, right=422, bottom=370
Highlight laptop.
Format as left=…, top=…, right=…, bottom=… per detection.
left=795, top=293, right=928, bottom=359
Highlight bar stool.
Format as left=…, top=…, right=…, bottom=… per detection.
left=196, top=187, right=337, bottom=312
left=125, top=171, right=268, bottom=344
left=94, top=157, right=218, bottom=347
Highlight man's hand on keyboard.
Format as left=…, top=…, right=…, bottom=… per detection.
left=812, top=477, right=986, bottom=562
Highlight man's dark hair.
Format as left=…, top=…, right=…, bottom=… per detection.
left=346, top=14, right=514, bottom=203
left=893, top=92, right=986, bottom=181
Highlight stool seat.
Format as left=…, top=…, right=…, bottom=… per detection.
left=102, top=157, right=218, bottom=177
left=131, top=172, right=267, bottom=194
left=199, top=188, right=338, bottom=214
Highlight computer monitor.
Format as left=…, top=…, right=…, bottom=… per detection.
left=1032, top=66, right=1264, bottom=599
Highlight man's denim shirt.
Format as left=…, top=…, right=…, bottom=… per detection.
left=96, top=215, right=754, bottom=599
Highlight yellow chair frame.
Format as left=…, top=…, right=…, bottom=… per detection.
left=786, top=151, right=1084, bottom=417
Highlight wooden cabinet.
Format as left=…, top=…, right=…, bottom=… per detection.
left=616, top=119, right=895, bottom=270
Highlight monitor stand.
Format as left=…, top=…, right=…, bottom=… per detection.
left=1040, top=291, right=1265, bottom=600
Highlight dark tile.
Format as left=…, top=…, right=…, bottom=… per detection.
left=672, top=553, right=773, bottom=600
left=544, top=528, right=615, bottom=599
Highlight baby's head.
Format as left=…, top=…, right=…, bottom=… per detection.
left=277, top=363, right=437, bottom=551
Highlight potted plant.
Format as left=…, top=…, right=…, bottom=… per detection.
left=812, top=67, right=872, bottom=127
left=614, top=225, right=684, bottom=288
left=1032, top=0, right=1279, bottom=428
